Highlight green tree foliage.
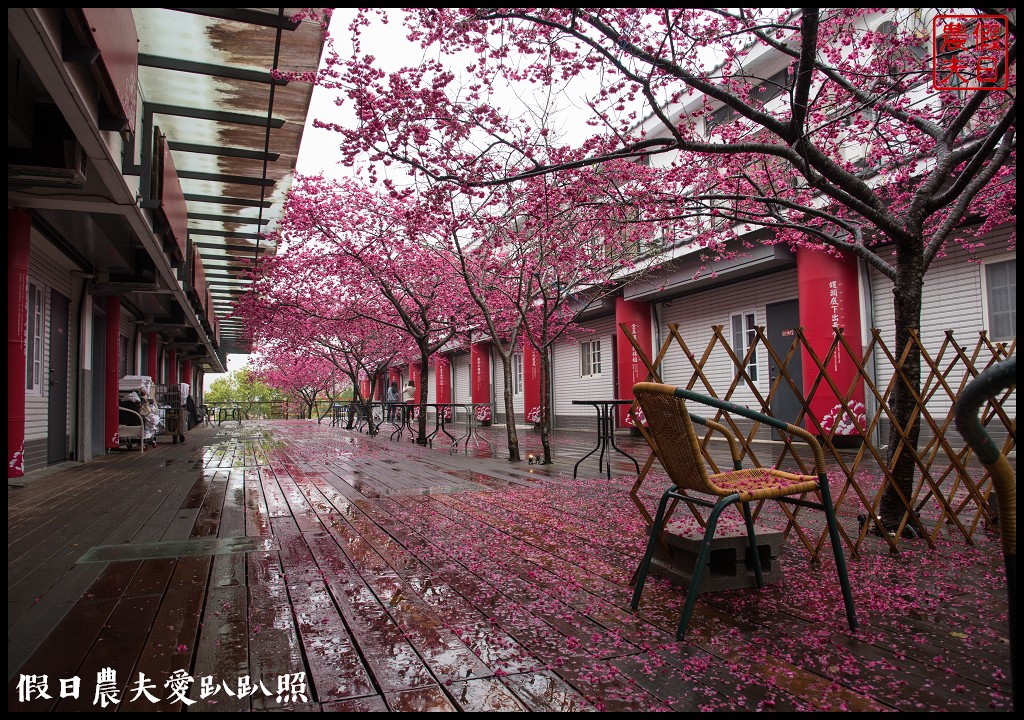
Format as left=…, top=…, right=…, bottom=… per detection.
left=204, top=368, right=284, bottom=405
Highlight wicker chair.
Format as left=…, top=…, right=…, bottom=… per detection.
left=630, top=382, right=857, bottom=641
left=954, top=357, right=1016, bottom=709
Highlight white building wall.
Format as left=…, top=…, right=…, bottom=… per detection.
left=552, top=314, right=617, bottom=425
left=643, top=232, right=1015, bottom=426
left=24, top=235, right=76, bottom=444
left=869, top=230, right=1016, bottom=421
left=657, top=269, right=798, bottom=405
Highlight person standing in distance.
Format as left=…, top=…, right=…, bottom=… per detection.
left=386, top=381, right=401, bottom=422
left=402, top=379, right=416, bottom=424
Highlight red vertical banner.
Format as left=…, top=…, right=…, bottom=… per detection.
left=374, top=374, right=385, bottom=401
left=147, top=332, right=158, bottom=380
left=470, top=341, right=491, bottom=423
left=615, top=297, right=653, bottom=427
left=167, top=347, right=177, bottom=384
left=182, top=359, right=193, bottom=391
left=8, top=211, right=31, bottom=477
left=796, top=248, right=866, bottom=437
left=106, top=296, right=121, bottom=450
left=435, top=353, right=452, bottom=419
left=523, top=342, right=541, bottom=424
left=360, top=374, right=371, bottom=399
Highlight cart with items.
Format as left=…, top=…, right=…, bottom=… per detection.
left=153, top=382, right=190, bottom=444
left=117, top=375, right=159, bottom=451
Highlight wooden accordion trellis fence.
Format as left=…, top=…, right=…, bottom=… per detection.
left=621, top=322, right=1016, bottom=555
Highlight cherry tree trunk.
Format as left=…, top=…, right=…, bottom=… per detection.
left=539, top=346, right=553, bottom=465
left=880, top=250, right=925, bottom=536
left=498, top=354, right=521, bottom=462
left=416, top=351, right=430, bottom=445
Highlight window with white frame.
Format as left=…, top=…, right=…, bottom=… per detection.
left=26, top=282, right=44, bottom=393
left=984, top=258, right=1016, bottom=341
left=512, top=353, right=523, bottom=395
left=580, top=339, right=602, bottom=378
left=730, top=311, right=758, bottom=382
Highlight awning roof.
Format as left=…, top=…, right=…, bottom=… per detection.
left=133, top=7, right=323, bottom=352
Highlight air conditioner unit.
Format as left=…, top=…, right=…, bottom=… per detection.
left=839, top=142, right=867, bottom=165
left=7, top=139, right=87, bottom=189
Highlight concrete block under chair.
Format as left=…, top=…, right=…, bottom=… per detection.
left=649, top=514, right=785, bottom=593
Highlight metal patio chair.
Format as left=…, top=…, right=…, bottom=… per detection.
left=630, top=382, right=857, bottom=640
left=954, top=357, right=1016, bottom=710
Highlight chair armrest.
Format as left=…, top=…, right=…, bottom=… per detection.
left=689, top=413, right=744, bottom=470
left=954, top=357, right=1016, bottom=558
left=674, top=387, right=827, bottom=475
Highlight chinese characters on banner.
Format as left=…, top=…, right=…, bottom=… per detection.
left=828, top=279, right=840, bottom=368
left=16, top=671, right=309, bottom=707
left=470, top=341, right=491, bottom=421
left=435, top=353, right=452, bottom=419
left=614, top=297, right=654, bottom=427
left=933, top=14, right=1009, bottom=90
left=523, top=342, right=541, bottom=424
left=795, top=247, right=867, bottom=437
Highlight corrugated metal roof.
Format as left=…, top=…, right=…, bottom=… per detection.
left=133, top=7, right=323, bottom=350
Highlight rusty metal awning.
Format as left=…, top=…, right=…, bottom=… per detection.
left=133, top=7, right=323, bottom=352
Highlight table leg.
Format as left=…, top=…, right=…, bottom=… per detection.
left=573, top=423, right=604, bottom=479
left=426, top=408, right=441, bottom=447
left=440, top=408, right=457, bottom=444
left=400, top=406, right=415, bottom=442
left=599, top=410, right=612, bottom=477
left=464, top=407, right=492, bottom=452
left=451, top=406, right=466, bottom=451
left=609, top=427, right=641, bottom=474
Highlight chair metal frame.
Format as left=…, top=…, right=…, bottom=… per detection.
left=630, top=382, right=857, bottom=640
left=954, top=357, right=1016, bottom=709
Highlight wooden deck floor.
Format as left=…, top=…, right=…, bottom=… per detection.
left=7, top=420, right=1014, bottom=712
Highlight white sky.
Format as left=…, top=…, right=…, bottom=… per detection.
left=223, top=10, right=715, bottom=390
left=203, top=353, right=251, bottom=392
left=294, top=9, right=620, bottom=182
left=210, top=11, right=615, bottom=390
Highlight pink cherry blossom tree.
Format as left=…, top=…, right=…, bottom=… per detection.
left=297, top=7, right=1015, bottom=531
left=251, top=343, right=344, bottom=420
left=407, top=162, right=662, bottom=462
left=276, top=175, right=470, bottom=444
left=313, top=329, right=404, bottom=433
left=236, top=246, right=414, bottom=435
left=415, top=184, right=531, bottom=460
left=502, top=170, right=663, bottom=464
